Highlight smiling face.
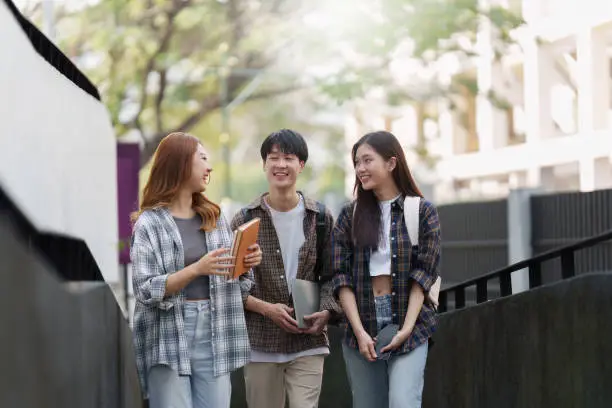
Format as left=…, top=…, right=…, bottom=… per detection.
left=186, top=143, right=213, bottom=193
left=263, top=144, right=304, bottom=190
left=353, top=142, right=396, bottom=192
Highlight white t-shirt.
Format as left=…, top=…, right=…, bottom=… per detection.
left=369, top=195, right=400, bottom=276
left=250, top=194, right=329, bottom=363
left=267, top=195, right=305, bottom=289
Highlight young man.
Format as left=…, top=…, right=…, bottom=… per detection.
left=231, top=129, right=342, bottom=408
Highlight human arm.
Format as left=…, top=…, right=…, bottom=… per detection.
left=303, top=208, right=343, bottom=333
left=131, top=216, right=233, bottom=308
left=338, top=287, right=377, bottom=361
left=381, top=200, right=441, bottom=352
left=229, top=210, right=257, bottom=305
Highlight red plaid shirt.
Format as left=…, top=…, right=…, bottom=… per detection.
left=332, top=196, right=441, bottom=354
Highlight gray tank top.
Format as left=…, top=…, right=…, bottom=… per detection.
left=173, top=215, right=210, bottom=299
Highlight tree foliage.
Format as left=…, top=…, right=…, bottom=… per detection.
left=27, top=0, right=305, bottom=167
left=297, top=0, right=524, bottom=105
left=22, top=0, right=524, bottom=172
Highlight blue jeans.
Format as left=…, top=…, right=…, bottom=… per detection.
left=147, top=300, right=231, bottom=408
left=342, top=294, right=428, bottom=408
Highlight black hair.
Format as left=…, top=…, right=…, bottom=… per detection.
left=260, top=129, right=309, bottom=163
left=352, top=130, right=423, bottom=249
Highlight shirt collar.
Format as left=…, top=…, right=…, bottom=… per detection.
left=246, top=191, right=322, bottom=213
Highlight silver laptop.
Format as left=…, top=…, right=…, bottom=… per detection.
left=291, top=279, right=320, bottom=329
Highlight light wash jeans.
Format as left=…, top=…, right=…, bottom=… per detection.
left=147, top=300, right=231, bottom=408
left=342, top=294, right=429, bottom=408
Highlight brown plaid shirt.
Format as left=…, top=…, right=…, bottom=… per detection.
left=231, top=193, right=342, bottom=354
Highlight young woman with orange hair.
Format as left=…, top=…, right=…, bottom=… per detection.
left=130, top=132, right=262, bottom=408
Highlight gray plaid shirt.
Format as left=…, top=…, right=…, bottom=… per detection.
left=130, top=207, right=253, bottom=396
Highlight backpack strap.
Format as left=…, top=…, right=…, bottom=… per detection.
left=403, top=196, right=421, bottom=247
left=245, top=203, right=328, bottom=281
left=241, top=207, right=252, bottom=223
left=404, top=196, right=442, bottom=309
left=314, top=201, right=328, bottom=281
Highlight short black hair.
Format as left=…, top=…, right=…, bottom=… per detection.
left=260, top=129, right=309, bottom=163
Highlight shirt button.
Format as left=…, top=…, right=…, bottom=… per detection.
left=392, top=273, right=396, bottom=277
left=392, top=254, right=397, bottom=258
left=391, top=237, right=395, bottom=241
left=276, top=249, right=280, bottom=253
left=280, top=276, right=285, bottom=279
left=392, top=313, right=397, bottom=317
left=392, top=292, right=396, bottom=296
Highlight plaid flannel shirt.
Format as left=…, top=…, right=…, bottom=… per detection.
left=231, top=193, right=343, bottom=354
left=332, top=196, right=441, bottom=354
left=130, top=207, right=253, bottom=396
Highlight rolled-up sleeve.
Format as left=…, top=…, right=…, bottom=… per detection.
left=230, top=210, right=256, bottom=305
left=130, top=220, right=172, bottom=309
left=331, top=204, right=354, bottom=299
left=409, top=200, right=441, bottom=292
left=317, top=209, right=343, bottom=320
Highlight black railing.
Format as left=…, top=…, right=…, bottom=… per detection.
left=438, top=229, right=612, bottom=312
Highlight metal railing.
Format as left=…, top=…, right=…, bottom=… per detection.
left=438, top=229, right=612, bottom=312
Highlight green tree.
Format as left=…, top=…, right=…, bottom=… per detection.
left=27, top=0, right=305, bottom=168
left=298, top=0, right=524, bottom=105
left=21, top=0, right=523, bottom=184
left=282, top=0, right=524, bottom=166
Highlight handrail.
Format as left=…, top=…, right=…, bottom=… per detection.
left=438, top=229, right=612, bottom=312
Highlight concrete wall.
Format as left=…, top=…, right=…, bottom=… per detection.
left=0, top=217, right=141, bottom=408
left=423, top=273, right=612, bottom=408
left=0, top=1, right=118, bottom=284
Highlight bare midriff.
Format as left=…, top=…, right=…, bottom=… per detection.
left=372, top=275, right=392, bottom=297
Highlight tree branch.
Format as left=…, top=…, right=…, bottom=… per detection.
left=137, top=0, right=292, bottom=167
left=20, top=1, right=41, bottom=18
left=227, top=0, right=244, bottom=48
left=154, top=69, right=167, bottom=132
left=140, top=84, right=301, bottom=167
left=130, top=1, right=188, bottom=131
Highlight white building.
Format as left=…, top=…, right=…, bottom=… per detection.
left=344, top=0, right=612, bottom=203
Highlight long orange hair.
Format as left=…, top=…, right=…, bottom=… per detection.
left=132, top=132, right=221, bottom=231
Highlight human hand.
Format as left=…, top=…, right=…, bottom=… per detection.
left=196, top=248, right=235, bottom=276
left=301, top=310, right=331, bottom=334
left=356, top=329, right=377, bottom=362
left=379, top=327, right=412, bottom=354
left=243, top=243, right=262, bottom=268
left=265, top=303, right=301, bottom=334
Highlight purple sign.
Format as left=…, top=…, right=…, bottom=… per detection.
left=117, top=142, right=140, bottom=264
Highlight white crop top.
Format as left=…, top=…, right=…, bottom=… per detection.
left=369, top=195, right=401, bottom=276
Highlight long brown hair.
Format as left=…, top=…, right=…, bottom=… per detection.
left=352, top=130, right=423, bottom=248
left=132, top=132, right=220, bottom=231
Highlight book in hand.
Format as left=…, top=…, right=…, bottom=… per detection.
left=291, top=279, right=320, bottom=329
left=228, top=217, right=260, bottom=280
left=375, top=324, right=399, bottom=360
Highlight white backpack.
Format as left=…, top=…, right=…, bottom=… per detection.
left=403, top=196, right=442, bottom=310
left=354, top=196, right=442, bottom=309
